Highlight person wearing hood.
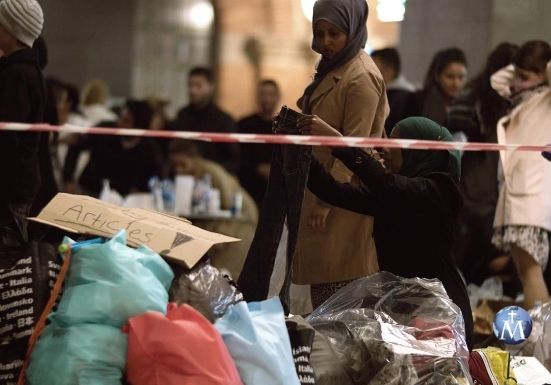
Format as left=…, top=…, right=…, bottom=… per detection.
left=292, top=0, right=389, bottom=309
left=302, top=116, right=474, bottom=349
left=0, top=0, right=45, bottom=244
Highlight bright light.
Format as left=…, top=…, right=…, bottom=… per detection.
left=364, top=44, right=374, bottom=55
left=377, top=0, right=406, bottom=22
left=185, top=1, right=214, bottom=30
left=301, top=0, right=316, bottom=22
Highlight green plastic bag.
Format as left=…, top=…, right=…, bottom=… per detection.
left=51, top=230, right=174, bottom=327
left=27, top=322, right=127, bottom=385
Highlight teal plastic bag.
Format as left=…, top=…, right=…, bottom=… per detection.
left=215, top=297, right=300, bottom=385
left=27, top=322, right=127, bottom=385
left=52, top=230, right=174, bottom=327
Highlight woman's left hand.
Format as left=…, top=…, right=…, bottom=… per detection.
left=297, top=115, right=342, bottom=137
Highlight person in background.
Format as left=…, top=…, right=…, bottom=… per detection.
left=146, top=96, right=171, bottom=159
left=63, top=100, right=164, bottom=196
left=491, top=40, right=551, bottom=309
left=169, top=140, right=258, bottom=280
left=447, top=43, right=520, bottom=294
left=237, top=79, right=280, bottom=206
left=371, top=47, right=416, bottom=135
left=302, top=116, right=474, bottom=349
left=171, top=67, right=239, bottom=174
left=64, top=82, right=89, bottom=127
left=147, top=97, right=170, bottom=131
left=43, top=78, right=72, bottom=187
left=0, top=0, right=46, bottom=244
left=293, top=0, right=388, bottom=309
left=79, top=78, right=117, bottom=126
left=406, top=48, right=468, bottom=125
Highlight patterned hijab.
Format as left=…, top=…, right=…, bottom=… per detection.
left=394, top=117, right=461, bottom=182
left=302, top=0, right=369, bottom=113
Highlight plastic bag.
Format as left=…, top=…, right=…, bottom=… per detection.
left=516, top=301, right=551, bottom=370
left=286, top=316, right=318, bottom=385
left=306, top=272, right=471, bottom=385
left=169, top=261, right=242, bottom=322
left=467, top=276, right=504, bottom=309
left=531, top=301, right=551, bottom=370
left=215, top=297, right=300, bottom=385
left=124, top=304, right=243, bottom=385
left=51, top=230, right=173, bottom=327
left=311, top=310, right=419, bottom=384
left=286, top=316, right=353, bottom=385
left=27, top=322, right=127, bottom=385
left=0, top=239, right=62, bottom=385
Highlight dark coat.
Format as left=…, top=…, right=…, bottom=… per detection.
left=236, top=113, right=275, bottom=206
left=64, top=130, right=165, bottom=196
left=307, top=147, right=474, bottom=349
left=384, top=89, right=414, bottom=135
left=171, top=103, right=239, bottom=173
left=0, top=49, right=46, bottom=233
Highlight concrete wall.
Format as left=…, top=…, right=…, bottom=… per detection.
left=40, top=0, right=135, bottom=97
left=491, top=0, right=551, bottom=46
left=399, top=0, right=494, bottom=86
left=399, top=0, right=551, bottom=86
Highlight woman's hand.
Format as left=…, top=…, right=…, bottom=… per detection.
left=308, top=204, right=331, bottom=231
left=297, top=115, right=342, bottom=137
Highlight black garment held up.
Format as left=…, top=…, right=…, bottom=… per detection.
left=238, top=144, right=312, bottom=313
left=307, top=147, right=474, bottom=350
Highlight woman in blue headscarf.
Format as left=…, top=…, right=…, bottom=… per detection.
left=304, top=117, right=474, bottom=350
left=292, top=0, right=389, bottom=309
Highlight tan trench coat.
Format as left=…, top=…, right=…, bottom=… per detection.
left=292, top=51, right=389, bottom=285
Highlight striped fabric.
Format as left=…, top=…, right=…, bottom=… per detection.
left=0, top=0, right=43, bottom=47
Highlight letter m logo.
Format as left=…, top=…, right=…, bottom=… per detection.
left=500, top=320, right=526, bottom=342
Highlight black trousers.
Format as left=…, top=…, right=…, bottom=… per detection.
left=238, top=144, right=312, bottom=312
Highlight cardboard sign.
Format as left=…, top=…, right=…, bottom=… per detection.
left=31, top=193, right=240, bottom=268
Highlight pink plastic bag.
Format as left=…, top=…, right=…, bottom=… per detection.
left=124, top=303, right=243, bottom=385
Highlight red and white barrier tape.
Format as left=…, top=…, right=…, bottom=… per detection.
left=1, top=122, right=550, bottom=153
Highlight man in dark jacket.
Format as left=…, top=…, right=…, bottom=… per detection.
left=237, top=79, right=280, bottom=206
left=171, top=67, right=239, bottom=174
left=0, top=0, right=45, bottom=243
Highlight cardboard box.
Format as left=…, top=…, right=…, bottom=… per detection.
left=31, top=193, right=240, bottom=268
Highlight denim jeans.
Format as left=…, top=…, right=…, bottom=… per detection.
left=238, top=144, right=312, bottom=312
